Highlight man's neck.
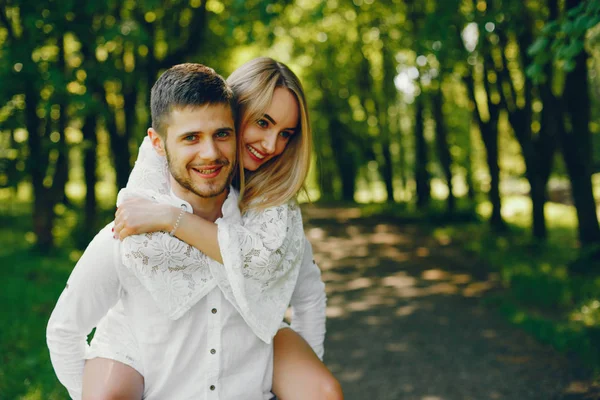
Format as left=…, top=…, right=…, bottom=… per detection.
left=171, top=181, right=227, bottom=223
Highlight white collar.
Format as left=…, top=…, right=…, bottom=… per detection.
left=168, top=186, right=241, bottom=223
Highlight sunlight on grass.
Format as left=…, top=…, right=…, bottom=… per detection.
left=429, top=194, right=600, bottom=372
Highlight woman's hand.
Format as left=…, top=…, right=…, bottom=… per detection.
left=114, top=197, right=179, bottom=240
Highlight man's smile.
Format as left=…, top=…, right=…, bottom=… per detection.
left=191, top=165, right=224, bottom=179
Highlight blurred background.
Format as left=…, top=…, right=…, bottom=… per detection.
left=1, top=0, right=600, bottom=398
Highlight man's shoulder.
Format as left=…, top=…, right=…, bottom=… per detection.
left=86, top=221, right=118, bottom=253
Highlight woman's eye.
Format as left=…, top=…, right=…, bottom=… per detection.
left=257, top=119, right=268, bottom=128
left=279, top=131, right=294, bottom=139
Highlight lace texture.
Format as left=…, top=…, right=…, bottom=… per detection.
left=117, top=137, right=304, bottom=342
left=215, top=202, right=304, bottom=342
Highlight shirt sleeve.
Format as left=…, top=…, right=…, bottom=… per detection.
left=46, top=224, right=122, bottom=399
left=214, top=201, right=305, bottom=343
left=288, top=239, right=327, bottom=360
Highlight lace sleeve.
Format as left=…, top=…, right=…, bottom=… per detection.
left=117, top=137, right=217, bottom=320
left=214, top=201, right=305, bottom=343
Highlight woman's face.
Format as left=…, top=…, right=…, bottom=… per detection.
left=241, top=87, right=299, bottom=171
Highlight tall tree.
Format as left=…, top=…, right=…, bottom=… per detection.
left=0, top=2, right=72, bottom=250
left=528, top=0, right=600, bottom=247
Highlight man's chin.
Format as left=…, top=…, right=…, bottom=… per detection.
left=191, top=183, right=229, bottom=199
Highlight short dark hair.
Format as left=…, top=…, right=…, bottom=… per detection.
left=150, top=63, right=235, bottom=136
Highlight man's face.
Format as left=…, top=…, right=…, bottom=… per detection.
left=153, top=104, right=236, bottom=199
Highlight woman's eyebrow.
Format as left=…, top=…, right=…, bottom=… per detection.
left=264, top=114, right=296, bottom=131
left=263, top=114, right=277, bottom=125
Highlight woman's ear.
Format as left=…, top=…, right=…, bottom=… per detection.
left=148, top=128, right=166, bottom=156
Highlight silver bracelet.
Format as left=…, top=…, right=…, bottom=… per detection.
left=170, top=205, right=186, bottom=236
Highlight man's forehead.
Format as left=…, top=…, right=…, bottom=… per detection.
left=166, top=104, right=234, bottom=128
left=169, top=103, right=233, bottom=117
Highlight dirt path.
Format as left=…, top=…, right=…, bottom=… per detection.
left=302, top=206, right=599, bottom=400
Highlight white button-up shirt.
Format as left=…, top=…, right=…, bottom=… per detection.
left=46, top=191, right=326, bottom=400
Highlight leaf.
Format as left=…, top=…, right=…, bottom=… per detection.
left=527, top=37, right=548, bottom=57
left=564, top=40, right=585, bottom=59
left=525, top=63, right=544, bottom=81
left=586, top=15, right=600, bottom=30
left=541, top=21, right=559, bottom=35
left=567, top=3, right=585, bottom=18
left=563, top=59, right=576, bottom=72
left=574, top=15, right=591, bottom=34
left=561, top=20, right=574, bottom=35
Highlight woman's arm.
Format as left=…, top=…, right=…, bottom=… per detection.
left=115, top=197, right=223, bottom=263
left=47, top=223, right=122, bottom=399
left=115, top=196, right=306, bottom=343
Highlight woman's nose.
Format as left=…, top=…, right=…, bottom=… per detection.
left=261, top=132, right=277, bottom=154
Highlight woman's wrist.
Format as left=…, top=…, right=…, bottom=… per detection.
left=169, top=206, right=186, bottom=236
left=165, top=205, right=182, bottom=233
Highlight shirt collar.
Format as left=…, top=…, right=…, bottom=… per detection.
left=168, top=186, right=240, bottom=222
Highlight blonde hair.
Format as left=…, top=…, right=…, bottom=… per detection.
left=227, top=57, right=312, bottom=212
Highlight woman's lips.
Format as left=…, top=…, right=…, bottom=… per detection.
left=246, top=145, right=266, bottom=163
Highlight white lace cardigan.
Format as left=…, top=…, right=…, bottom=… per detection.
left=116, top=137, right=320, bottom=344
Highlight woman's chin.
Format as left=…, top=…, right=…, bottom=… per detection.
left=242, top=156, right=261, bottom=172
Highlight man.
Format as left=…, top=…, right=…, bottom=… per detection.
left=46, top=64, right=325, bottom=399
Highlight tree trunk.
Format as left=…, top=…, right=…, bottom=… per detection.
left=479, top=120, right=504, bottom=230
left=464, top=66, right=506, bottom=231
left=398, top=129, right=408, bottom=201
left=494, top=9, right=549, bottom=240
left=465, top=119, right=476, bottom=204
left=108, top=115, right=131, bottom=191
left=54, top=36, right=70, bottom=209
left=414, top=94, right=430, bottom=209
left=82, top=114, right=98, bottom=234
left=330, top=118, right=357, bottom=202
left=560, top=4, right=600, bottom=246
left=380, top=130, right=395, bottom=203
left=432, top=85, right=455, bottom=212
left=379, top=36, right=398, bottom=203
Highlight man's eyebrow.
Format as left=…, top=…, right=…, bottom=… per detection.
left=177, top=126, right=234, bottom=137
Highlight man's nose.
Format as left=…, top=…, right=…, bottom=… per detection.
left=197, top=139, right=220, bottom=161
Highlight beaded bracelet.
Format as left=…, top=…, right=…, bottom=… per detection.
left=170, top=205, right=186, bottom=236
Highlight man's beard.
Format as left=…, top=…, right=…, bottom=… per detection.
left=166, top=148, right=233, bottom=199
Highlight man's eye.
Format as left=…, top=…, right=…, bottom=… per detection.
left=257, top=119, right=268, bottom=128
left=215, top=131, right=230, bottom=138
left=184, top=135, right=197, bottom=141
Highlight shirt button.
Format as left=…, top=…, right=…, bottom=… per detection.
left=210, top=385, right=216, bottom=391
left=210, top=348, right=216, bottom=354
left=211, top=308, right=217, bottom=314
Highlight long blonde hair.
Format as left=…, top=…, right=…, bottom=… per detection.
left=228, top=57, right=312, bottom=212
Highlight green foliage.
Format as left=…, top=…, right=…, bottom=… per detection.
left=527, top=0, right=600, bottom=82
left=448, top=215, right=600, bottom=373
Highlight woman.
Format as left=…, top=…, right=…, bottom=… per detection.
left=83, top=58, right=343, bottom=400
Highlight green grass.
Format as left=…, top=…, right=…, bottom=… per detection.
left=0, top=209, right=82, bottom=399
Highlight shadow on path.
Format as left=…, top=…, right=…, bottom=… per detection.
left=302, top=206, right=599, bottom=400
